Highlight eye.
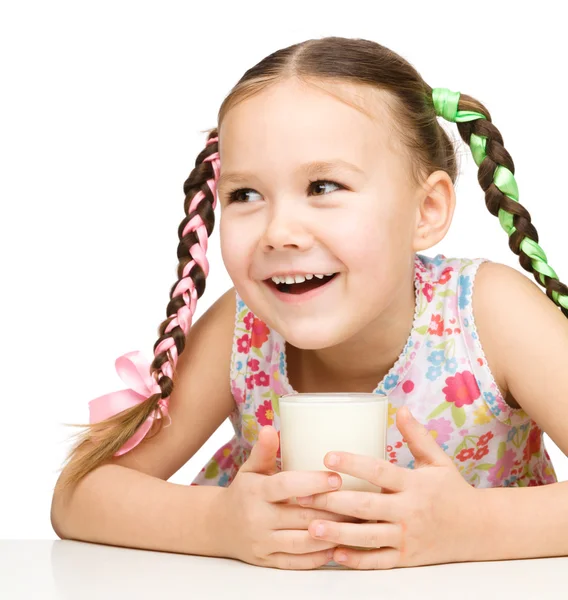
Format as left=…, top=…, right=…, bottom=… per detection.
left=308, top=179, right=344, bottom=196
left=226, top=188, right=262, bottom=204
left=226, top=179, right=345, bottom=204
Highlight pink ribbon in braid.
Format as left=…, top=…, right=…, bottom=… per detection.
left=89, top=137, right=220, bottom=456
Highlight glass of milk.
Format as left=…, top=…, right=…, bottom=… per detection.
left=279, top=392, right=388, bottom=492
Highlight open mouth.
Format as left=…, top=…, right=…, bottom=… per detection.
left=265, top=273, right=339, bottom=295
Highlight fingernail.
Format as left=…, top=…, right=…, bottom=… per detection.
left=315, top=524, right=325, bottom=537
left=327, top=453, right=339, bottom=466
left=326, top=549, right=334, bottom=559
left=336, top=551, right=348, bottom=563
left=328, top=474, right=341, bottom=488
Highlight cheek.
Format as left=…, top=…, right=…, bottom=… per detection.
left=220, top=219, right=252, bottom=279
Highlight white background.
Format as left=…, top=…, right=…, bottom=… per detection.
left=2, top=0, right=567, bottom=539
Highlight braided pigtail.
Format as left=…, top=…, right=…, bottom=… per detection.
left=58, top=132, right=221, bottom=492
left=431, top=88, right=568, bottom=318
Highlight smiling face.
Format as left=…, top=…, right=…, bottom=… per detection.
left=217, top=76, right=423, bottom=350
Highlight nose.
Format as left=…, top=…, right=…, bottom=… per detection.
left=260, top=205, right=314, bottom=252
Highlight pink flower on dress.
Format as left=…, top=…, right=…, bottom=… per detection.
left=231, top=380, right=245, bottom=405
left=248, top=358, right=260, bottom=372
left=270, top=368, right=287, bottom=396
left=425, top=417, right=453, bottom=446
left=443, top=371, right=480, bottom=408
left=213, top=443, right=234, bottom=470
left=256, top=400, right=274, bottom=426
left=245, top=375, right=255, bottom=390
left=237, top=334, right=251, bottom=353
left=253, top=370, right=270, bottom=387
left=423, top=283, right=434, bottom=302
left=488, top=449, right=516, bottom=485
left=251, top=318, right=270, bottom=348
left=243, top=311, right=255, bottom=330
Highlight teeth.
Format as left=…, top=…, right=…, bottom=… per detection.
left=270, top=273, right=336, bottom=285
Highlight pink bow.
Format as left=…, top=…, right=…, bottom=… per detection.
left=89, top=351, right=171, bottom=457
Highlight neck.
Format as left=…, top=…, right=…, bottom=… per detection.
left=287, top=267, right=417, bottom=394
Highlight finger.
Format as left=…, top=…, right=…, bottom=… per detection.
left=396, top=406, right=453, bottom=468
left=332, top=547, right=401, bottom=570
left=309, top=520, right=401, bottom=550
left=268, top=548, right=336, bottom=571
left=239, top=426, right=279, bottom=475
left=297, top=489, right=400, bottom=523
left=263, top=470, right=342, bottom=503
left=324, top=453, right=408, bottom=492
left=272, top=504, right=362, bottom=530
left=267, top=530, right=337, bottom=555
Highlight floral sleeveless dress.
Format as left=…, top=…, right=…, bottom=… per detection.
left=191, top=254, right=557, bottom=489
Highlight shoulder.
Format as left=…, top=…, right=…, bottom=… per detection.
left=471, top=260, right=567, bottom=398
left=472, top=261, right=568, bottom=452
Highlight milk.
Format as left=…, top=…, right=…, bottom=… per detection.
left=279, top=393, right=388, bottom=493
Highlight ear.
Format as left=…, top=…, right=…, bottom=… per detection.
left=412, top=170, right=456, bottom=252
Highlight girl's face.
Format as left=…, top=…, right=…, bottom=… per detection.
left=217, top=77, right=421, bottom=350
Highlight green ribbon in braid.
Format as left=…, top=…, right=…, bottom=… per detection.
left=432, top=87, right=568, bottom=310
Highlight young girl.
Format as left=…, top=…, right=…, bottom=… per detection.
left=51, top=36, right=568, bottom=571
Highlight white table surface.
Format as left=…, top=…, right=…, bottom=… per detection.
left=1, top=540, right=566, bottom=600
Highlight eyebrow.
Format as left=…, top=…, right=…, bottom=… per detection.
left=217, top=159, right=365, bottom=189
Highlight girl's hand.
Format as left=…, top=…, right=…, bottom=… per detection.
left=297, top=406, right=485, bottom=570
left=214, top=426, right=360, bottom=570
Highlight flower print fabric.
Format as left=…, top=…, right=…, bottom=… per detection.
left=191, top=254, right=557, bottom=488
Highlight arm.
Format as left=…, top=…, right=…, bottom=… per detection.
left=51, top=463, right=227, bottom=556
left=51, top=287, right=238, bottom=554
left=470, top=262, right=568, bottom=560
left=475, top=481, right=568, bottom=560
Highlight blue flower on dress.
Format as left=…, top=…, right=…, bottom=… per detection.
left=427, top=350, right=445, bottom=367
left=503, top=475, right=518, bottom=487
left=384, top=374, right=399, bottom=391
left=407, top=459, right=416, bottom=469
left=279, top=351, right=286, bottom=375
left=483, top=391, right=501, bottom=416
left=236, top=361, right=243, bottom=371
left=218, top=473, right=230, bottom=487
left=237, top=299, right=246, bottom=311
left=426, top=365, right=442, bottom=381
left=444, top=357, right=458, bottom=374
left=458, top=275, right=472, bottom=309
left=432, top=254, right=444, bottom=266
left=507, top=427, right=517, bottom=442
left=463, top=318, right=470, bottom=328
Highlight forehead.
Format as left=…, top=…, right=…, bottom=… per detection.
left=217, top=78, right=399, bottom=175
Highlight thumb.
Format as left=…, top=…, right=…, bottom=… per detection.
left=397, top=406, right=452, bottom=468
left=240, top=425, right=280, bottom=475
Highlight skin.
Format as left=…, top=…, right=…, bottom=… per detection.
left=217, top=76, right=456, bottom=392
